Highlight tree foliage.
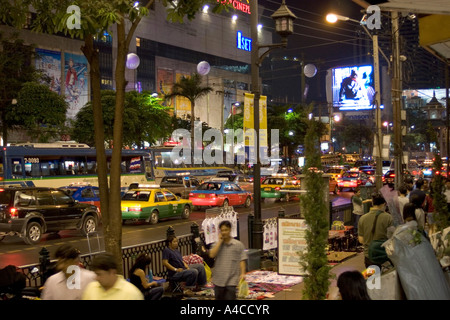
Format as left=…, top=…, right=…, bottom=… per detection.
left=432, top=155, right=450, bottom=232
left=0, top=32, right=46, bottom=145
left=224, top=103, right=313, bottom=161
left=11, top=82, right=68, bottom=142
left=300, top=119, right=332, bottom=300
left=333, top=118, right=373, bottom=154
left=72, top=90, right=172, bottom=147
left=164, top=72, right=213, bottom=157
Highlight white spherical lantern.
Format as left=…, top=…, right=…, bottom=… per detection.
left=197, top=61, right=211, bottom=75
left=126, top=53, right=140, bottom=69
left=304, top=64, right=317, bottom=78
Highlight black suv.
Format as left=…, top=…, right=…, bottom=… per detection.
left=0, top=187, right=99, bottom=245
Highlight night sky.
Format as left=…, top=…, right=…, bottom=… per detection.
left=258, top=0, right=376, bottom=104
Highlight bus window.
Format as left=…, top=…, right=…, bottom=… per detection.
left=12, top=159, right=23, bottom=176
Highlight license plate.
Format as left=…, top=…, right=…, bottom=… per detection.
left=344, top=183, right=350, bottom=187
left=264, top=188, right=271, bottom=191
left=198, top=194, right=205, bottom=198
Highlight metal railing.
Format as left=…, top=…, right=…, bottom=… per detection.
left=17, top=232, right=199, bottom=288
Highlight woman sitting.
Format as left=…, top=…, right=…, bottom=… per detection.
left=129, top=254, right=164, bottom=300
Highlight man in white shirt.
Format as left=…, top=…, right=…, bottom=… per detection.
left=397, top=185, right=409, bottom=222
left=41, top=244, right=96, bottom=300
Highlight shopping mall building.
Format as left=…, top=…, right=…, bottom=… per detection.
left=0, top=1, right=272, bottom=134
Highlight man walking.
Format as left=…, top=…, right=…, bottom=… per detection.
left=41, top=244, right=96, bottom=300
left=82, top=253, right=144, bottom=300
left=209, top=220, right=247, bottom=300
left=358, top=193, right=393, bottom=268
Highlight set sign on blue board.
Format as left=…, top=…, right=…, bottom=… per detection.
left=237, top=31, right=252, bottom=52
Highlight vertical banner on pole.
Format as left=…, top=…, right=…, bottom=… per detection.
left=259, top=95, right=268, bottom=164
left=244, top=92, right=255, bottom=147
left=259, top=95, right=268, bottom=147
left=244, top=93, right=268, bottom=164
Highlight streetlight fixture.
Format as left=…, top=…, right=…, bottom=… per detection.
left=250, top=0, right=296, bottom=250
left=326, top=11, right=389, bottom=191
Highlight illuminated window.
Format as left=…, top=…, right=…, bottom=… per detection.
left=136, top=37, right=141, bottom=47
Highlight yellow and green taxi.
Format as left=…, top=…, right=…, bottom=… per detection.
left=121, top=187, right=192, bottom=224
left=325, top=166, right=347, bottom=181
left=261, top=174, right=300, bottom=201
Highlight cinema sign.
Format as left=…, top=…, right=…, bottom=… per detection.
left=217, top=0, right=251, bottom=15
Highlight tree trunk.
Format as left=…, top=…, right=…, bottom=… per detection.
left=81, top=35, right=110, bottom=260
left=106, top=20, right=128, bottom=274
left=1, top=107, right=7, bottom=147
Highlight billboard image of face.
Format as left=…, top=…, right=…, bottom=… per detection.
left=332, top=65, right=374, bottom=110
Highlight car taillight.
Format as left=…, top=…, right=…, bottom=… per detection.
left=10, top=207, right=19, bottom=219
left=208, top=194, right=217, bottom=198
left=128, top=206, right=142, bottom=212
left=189, top=193, right=194, bottom=197
left=275, top=187, right=281, bottom=191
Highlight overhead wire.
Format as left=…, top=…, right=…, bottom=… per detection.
left=258, top=0, right=379, bottom=52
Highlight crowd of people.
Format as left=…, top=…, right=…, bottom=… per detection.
left=334, top=176, right=450, bottom=300
left=40, top=220, right=247, bottom=301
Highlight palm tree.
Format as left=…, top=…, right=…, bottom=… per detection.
left=165, top=73, right=213, bottom=164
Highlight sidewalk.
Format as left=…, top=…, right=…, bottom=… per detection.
left=267, top=252, right=366, bottom=300
left=181, top=252, right=366, bottom=300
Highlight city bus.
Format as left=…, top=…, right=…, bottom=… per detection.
left=0, top=143, right=235, bottom=188
left=148, top=146, right=233, bottom=183
left=0, top=142, right=153, bottom=188
left=321, top=153, right=341, bottom=166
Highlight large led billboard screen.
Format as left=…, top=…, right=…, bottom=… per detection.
left=331, top=65, right=378, bottom=111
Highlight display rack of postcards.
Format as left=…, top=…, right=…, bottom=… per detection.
left=202, top=206, right=239, bottom=245
left=261, top=217, right=278, bottom=268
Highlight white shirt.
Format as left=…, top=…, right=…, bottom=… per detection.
left=445, top=189, right=450, bottom=203
left=398, top=196, right=409, bottom=221
left=41, top=268, right=97, bottom=300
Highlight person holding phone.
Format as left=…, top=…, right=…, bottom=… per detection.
left=209, top=220, right=247, bottom=300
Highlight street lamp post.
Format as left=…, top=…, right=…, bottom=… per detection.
left=250, top=0, right=296, bottom=250
left=326, top=13, right=390, bottom=190
left=391, top=11, right=403, bottom=190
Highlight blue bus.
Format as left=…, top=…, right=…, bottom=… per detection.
left=0, top=142, right=153, bottom=188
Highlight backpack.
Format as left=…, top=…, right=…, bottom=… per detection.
left=367, top=211, right=390, bottom=265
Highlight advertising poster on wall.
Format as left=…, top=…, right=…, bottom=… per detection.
left=157, top=68, right=174, bottom=116
left=64, top=53, right=89, bottom=119
left=35, top=48, right=62, bottom=94
left=175, top=73, right=191, bottom=119
left=278, top=218, right=308, bottom=276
